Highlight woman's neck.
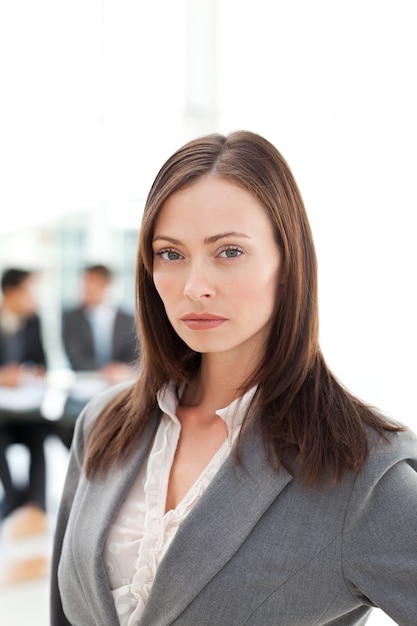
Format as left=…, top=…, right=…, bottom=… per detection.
left=181, top=352, right=255, bottom=413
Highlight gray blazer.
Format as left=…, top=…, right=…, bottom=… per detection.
left=51, top=386, right=417, bottom=625
left=62, top=307, right=138, bottom=371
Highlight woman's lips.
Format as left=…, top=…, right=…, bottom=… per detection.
left=181, top=313, right=228, bottom=330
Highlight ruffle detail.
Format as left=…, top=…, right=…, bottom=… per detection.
left=105, top=382, right=257, bottom=625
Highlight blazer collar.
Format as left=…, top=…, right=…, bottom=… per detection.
left=72, top=413, right=292, bottom=625
left=140, top=421, right=293, bottom=626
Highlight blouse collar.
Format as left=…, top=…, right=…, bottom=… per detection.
left=156, top=381, right=257, bottom=435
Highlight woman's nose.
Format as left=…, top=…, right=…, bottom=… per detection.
left=183, top=262, right=215, bottom=300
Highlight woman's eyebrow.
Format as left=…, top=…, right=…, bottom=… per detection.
left=204, top=231, right=251, bottom=244
left=153, top=232, right=250, bottom=245
left=152, top=235, right=182, bottom=245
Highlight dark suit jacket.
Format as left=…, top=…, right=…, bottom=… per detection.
left=62, top=307, right=138, bottom=371
left=0, top=315, right=46, bottom=367
left=51, top=385, right=417, bottom=626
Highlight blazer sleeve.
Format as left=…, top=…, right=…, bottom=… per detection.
left=342, top=429, right=417, bottom=625
left=50, top=383, right=132, bottom=625
left=50, top=405, right=87, bottom=625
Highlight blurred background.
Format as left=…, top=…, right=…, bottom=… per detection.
left=0, top=1, right=416, bottom=623
left=1, top=0, right=416, bottom=422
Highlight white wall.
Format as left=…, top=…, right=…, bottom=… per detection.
left=0, top=0, right=415, bottom=428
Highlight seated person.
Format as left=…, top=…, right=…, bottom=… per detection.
left=62, top=264, right=138, bottom=383
left=0, top=268, right=48, bottom=531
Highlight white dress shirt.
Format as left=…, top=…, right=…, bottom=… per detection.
left=86, top=304, right=116, bottom=367
left=104, top=381, right=256, bottom=625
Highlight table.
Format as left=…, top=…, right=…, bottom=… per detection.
left=0, top=370, right=115, bottom=449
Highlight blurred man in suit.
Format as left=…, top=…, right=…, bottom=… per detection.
left=0, top=268, right=48, bottom=532
left=62, top=264, right=138, bottom=383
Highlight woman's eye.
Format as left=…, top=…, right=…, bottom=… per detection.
left=156, top=249, right=182, bottom=261
left=218, top=247, right=244, bottom=259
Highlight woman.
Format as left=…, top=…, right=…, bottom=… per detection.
left=51, top=131, right=417, bottom=625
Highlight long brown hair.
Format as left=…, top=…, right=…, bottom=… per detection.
left=85, top=130, right=402, bottom=484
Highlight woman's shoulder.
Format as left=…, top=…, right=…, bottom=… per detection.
left=359, top=419, right=417, bottom=485
left=339, top=421, right=417, bottom=537
left=369, top=418, right=417, bottom=457
left=77, top=381, right=135, bottom=435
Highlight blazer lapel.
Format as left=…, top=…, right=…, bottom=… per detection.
left=71, top=412, right=160, bottom=624
left=140, top=423, right=293, bottom=626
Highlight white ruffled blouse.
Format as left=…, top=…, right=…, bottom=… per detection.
left=104, top=381, right=256, bottom=625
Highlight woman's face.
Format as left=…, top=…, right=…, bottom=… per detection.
left=152, top=176, right=282, bottom=363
